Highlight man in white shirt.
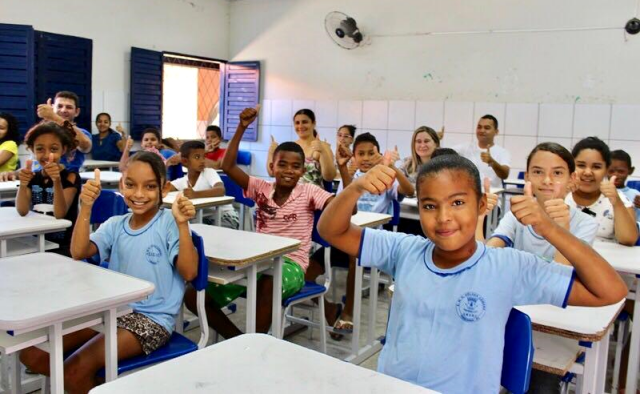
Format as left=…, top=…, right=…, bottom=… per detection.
left=455, top=115, right=511, bottom=188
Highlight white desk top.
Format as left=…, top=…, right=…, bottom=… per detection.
left=594, top=240, right=640, bottom=275
left=80, top=171, right=122, bottom=183
left=504, top=178, right=526, bottom=186
left=351, top=211, right=392, bottom=228
left=0, top=253, right=154, bottom=331
left=191, top=224, right=300, bottom=267
left=162, top=192, right=234, bottom=209
left=0, top=180, right=19, bottom=192
left=0, top=208, right=71, bottom=239
left=82, top=160, right=120, bottom=170
left=90, top=333, right=435, bottom=394
left=516, top=300, right=624, bottom=341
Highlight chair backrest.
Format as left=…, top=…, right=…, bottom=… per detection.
left=190, top=230, right=209, bottom=291
left=90, top=189, right=129, bottom=225
left=390, top=199, right=401, bottom=226
left=312, top=210, right=330, bottom=248
left=167, top=164, right=184, bottom=181
left=237, top=150, right=252, bottom=166
left=501, top=308, right=534, bottom=394
left=628, top=180, right=640, bottom=192
left=220, top=174, right=255, bottom=208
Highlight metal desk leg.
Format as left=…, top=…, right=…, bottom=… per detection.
left=348, top=263, right=364, bottom=362
left=104, top=308, right=118, bottom=382
left=271, top=257, right=283, bottom=339
left=580, top=338, right=606, bottom=394
left=245, top=265, right=258, bottom=333
left=367, top=267, right=379, bottom=345
left=216, top=207, right=222, bottom=227
left=38, top=235, right=45, bottom=253
left=626, top=276, right=640, bottom=393
left=48, top=323, right=63, bottom=394
left=196, top=210, right=203, bottom=224
left=0, top=240, right=6, bottom=258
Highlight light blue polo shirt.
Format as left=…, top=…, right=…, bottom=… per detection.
left=620, top=186, right=640, bottom=221
left=90, top=209, right=184, bottom=333
left=490, top=206, right=598, bottom=261
left=338, top=170, right=399, bottom=214
left=359, top=229, right=574, bottom=394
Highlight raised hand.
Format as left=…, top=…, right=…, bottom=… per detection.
left=43, top=153, right=61, bottom=182
left=480, top=145, right=494, bottom=165
left=125, top=136, right=134, bottom=151
left=353, top=164, right=397, bottom=195
left=336, top=144, right=353, bottom=166
left=600, top=176, right=620, bottom=205
left=37, top=98, right=56, bottom=121
left=115, top=123, right=125, bottom=135
left=269, top=135, right=278, bottom=154
left=511, top=181, right=554, bottom=236
left=18, top=159, right=34, bottom=186
left=437, top=125, right=445, bottom=140
left=172, top=192, right=196, bottom=224
left=382, top=146, right=400, bottom=167
left=80, top=169, right=102, bottom=207
left=482, top=177, right=498, bottom=216
left=239, top=105, right=260, bottom=128
left=310, top=133, right=323, bottom=161
left=544, top=182, right=570, bottom=230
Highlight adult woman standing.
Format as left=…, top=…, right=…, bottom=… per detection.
left=267, top=109, right=336, bottom=187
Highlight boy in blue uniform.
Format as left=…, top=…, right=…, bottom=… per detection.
left=318, top=155, right=627, bottom=393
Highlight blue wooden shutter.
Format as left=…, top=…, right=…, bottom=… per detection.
left=130, top=47, right=163, bottom=140
left=221, top=61, right=260, bottom=142
left=0, top=23, right=35, bottom=137
left=34, top=31, right=93, bottom=131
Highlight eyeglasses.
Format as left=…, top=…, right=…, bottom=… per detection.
left=581, top=207, right=596, bottom=217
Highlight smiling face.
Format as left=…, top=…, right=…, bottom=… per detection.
left=54, top=97, right=80, bottom=122
left=141, top=132, right=160, bottom=149
left=525, top=150, right=573, bottom=204
left=294, top=114, right=315, bottom=139
left=32, top=132, right=66, bottom=168
left=418, top=169, right=484, bottom=264
left=270, top=150, right=305, bottom=188
left=414, top=131, right=437, bottom=161
left=120, top=160, right=167, bottom=217
left=337, top=127, right=354, bottom=148
left=608, top=159, right=633, bottom=188
left=96, top=114, right=111, bottom=134
left=353, top=141, right=378, bottom=173
left=574, top=149, right=607, bottom=194
left=476, top=118, right=498, bottom=148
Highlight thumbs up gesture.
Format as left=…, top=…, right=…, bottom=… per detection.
left=511, top=181, right=555, bottom=236
left=382, top=145, right=401, bottom=167
left=310, top=133, right=323, bottom=161
left=437, top=126, right=445, bottom=141
left=18, top=159, right=35, bottom=186
left=125, top=136, right=134, bottom=152
left=600, top=176, right=621, bottom=205
left=481, top=177, right=498, bottom=217
left=115, top=123, right=125, bottom=135
left=172, top=192, right=196, bottom=224
left=543, top=182, right=570, bottom=230
left=37, top=98, right=56, bottom=121
left=480, top=145, right=494, bottom=165
left=80, top=169, right=102, bottom=207
left=43, top=152, right=61, bottom=182
left=336, top=144, right=353, bottom=167
left=269, top=135, right=279, bottom=155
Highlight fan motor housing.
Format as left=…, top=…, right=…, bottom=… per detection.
left=626, top=17, right=640, bottom=35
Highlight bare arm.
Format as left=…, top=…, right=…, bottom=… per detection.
left=205, top=158, right=222, bottom=169
left=171, top=193, right=198, bottom=281
left=186, top=184, right=225, bottom=199
left=490, top=160, right=510, bottom=180
left=393, top=165, right=415, bottom=196
left=71, top=173, right=101, bottom=260
left=119, top=137, right=133, bottom=172
left=613, top=203, right=638, bottom=246
left=15, top=163, right=34, bottom=216
left=222, top=107, right=259, bottom=190
left=0, top=150, right=14, bottom=167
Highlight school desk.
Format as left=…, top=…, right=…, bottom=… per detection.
left=81, top=160, right=120, bottom=171
left=90, top=333, right=436, bottom=394
left=79, top=171, right=122, bottom=185
left=0, top=180, right=19, bottom=201
left=0, top=207, right=71, bottom=257
left=190, top=224, right=300, bottom=338
left=347, top=211, right=392, bottom=364
left=516, top=300, right=624, bottom=394
left=0, top=253, right=154, bottom=394
left=593, top=240, right=640, bottom=393
left=162, top=192, right=234, bottom=224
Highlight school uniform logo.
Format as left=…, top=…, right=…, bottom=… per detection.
left=145, top=245, right=162, bottom=265
left=456, top=292, right=486, bottom=322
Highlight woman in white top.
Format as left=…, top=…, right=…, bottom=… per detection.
left=565, top=136, right=638, bottom=245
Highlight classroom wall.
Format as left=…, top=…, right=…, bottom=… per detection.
left=228, top=0, right=640, bottom=179
left=1, top=0, right=230, bottom=136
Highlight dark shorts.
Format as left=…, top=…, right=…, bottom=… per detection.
left=310, top=246, right=353, bottom=269
left=117, top=312, right=171, bottom=355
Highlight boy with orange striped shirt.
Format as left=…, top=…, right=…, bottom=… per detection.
left=185, top=106, right=334, bottom=338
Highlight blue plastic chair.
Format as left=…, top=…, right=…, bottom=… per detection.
left=501, top=308, right=534, bottom=394
left=281, top=210, right=330, bottom=353
left=627, top=180, right=640, bottom=192
left=167, top=164, right=184, bottom=181
left=90, top=189, right=128, bottom=226
left=96, top=230, right=209, bottom=378
left=237, top=150, right=252, bottom=166
left=220, top=174, right=255, bottom=231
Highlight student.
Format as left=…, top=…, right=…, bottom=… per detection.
left=0, top=112, right=20, bottom=172
left=184, top=106, right=334, bottom=338
left=306, top=132, right=414, bottom=337
left=335, top=124, right=358, bottom=176
left=609, top=149, right=640, bottom=222
left=91, top=112, right=125, bottom=161
left=455, top=114, right=510, bottom=188
left=399, top=126, right=441, bottom=186
left=15, top=122, right=81, bottom=256
left=565, top=137, right=638, bottom=245
left=268, top=109, right=337, bottom=187
left=119, top=128, right=180, bottom=172
left=318, top=154, right=626, bottom=393
left=204, top=125, right=226, bottom=169
left=20, top=152, right=198, bottom=393
left=170, top=140, right=239, bottom=229
left=485, top=142, right=598, bottom=264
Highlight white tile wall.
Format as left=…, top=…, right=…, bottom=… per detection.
left=258, top=99, right=272, bottom=126
left=249, top=99, right=640, bottom=181
left=103, top=91, right=128, bottom=123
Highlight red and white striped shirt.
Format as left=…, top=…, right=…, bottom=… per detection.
left=244, top=177, right=333, bottom=271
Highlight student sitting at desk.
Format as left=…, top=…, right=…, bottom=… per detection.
left=609, top=149, right=640, bottom=222
left=306, top=132, right=414, bottom=338
left=119, top=127, right=181, bottom=172
left=565, top=137, right=638, bottom=245
left=20, top=152, right=198, bottom=394
left=169, top=140, right=239, bottom=229
left=0, top=112, right=20, bottom=173
left=204, top=125, right=226, bottom=169
left=318, top=154, right=627, bottom=393
left=91, top=112, right=125, bottom=161
left=184, top=106, right=335, bottom=339
left=15, top=122, right=81, bottom=256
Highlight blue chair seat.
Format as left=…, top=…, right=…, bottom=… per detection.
left=96, top=332, right=196, bottom=378
left=283, top=281, right=326, bottom=307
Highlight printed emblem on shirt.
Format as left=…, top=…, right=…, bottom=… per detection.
left=145, top=245, right=162, bottom=265
left=456, top=292, right=486, bottom=322
left=255, top=193, right=278, bottom=228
